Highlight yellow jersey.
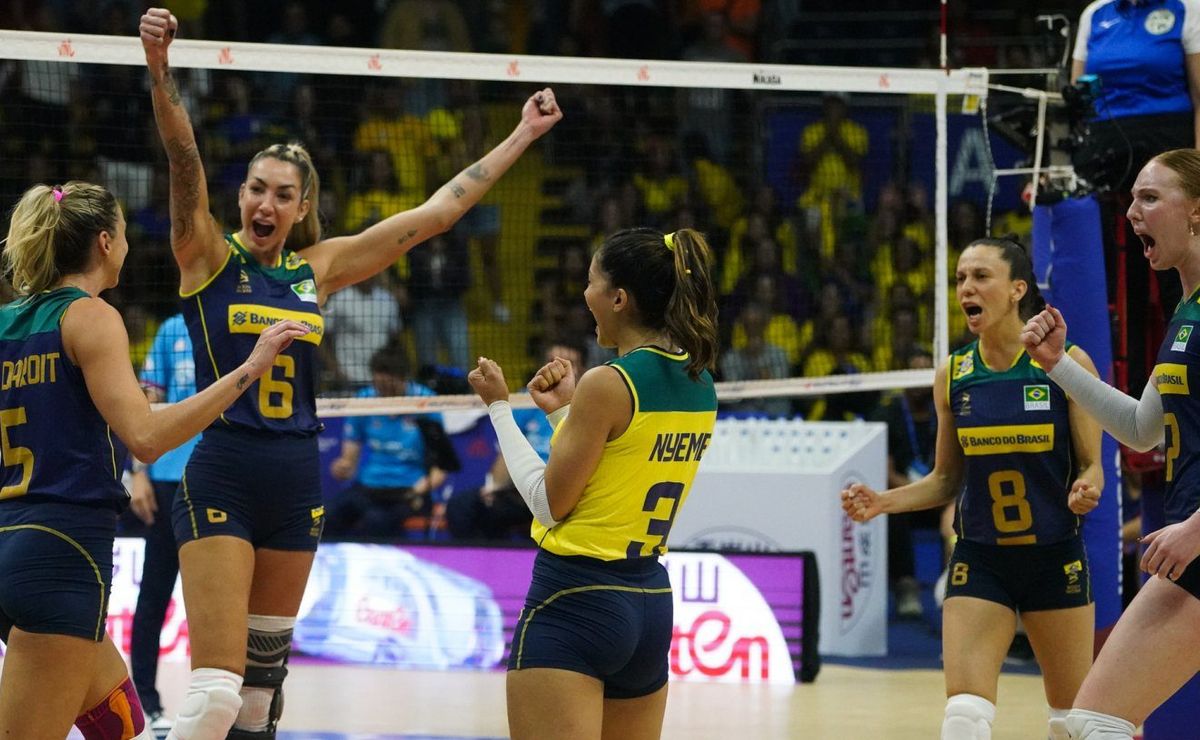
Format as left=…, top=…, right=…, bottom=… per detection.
left=533, top=347, right=718, bottom=561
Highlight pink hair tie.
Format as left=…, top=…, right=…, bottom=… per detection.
left=51, top=187, right=64, bottom=203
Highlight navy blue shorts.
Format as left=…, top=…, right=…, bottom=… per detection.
left=946, top=536, right=1092, bottom=612
left=509, top=549, right=673, bottom=699
left=0, top=499, right=116, bottom=642
left=174, top=426, right=324, bottom=551
left=1169, top=552, right=1200, bottom=601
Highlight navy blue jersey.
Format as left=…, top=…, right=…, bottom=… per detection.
left=0, top=288, right=127, bottom=508
left=948, top=341, right=1078, bottom=545
left=182, top=234, right=325, bottom=436
left=1154, top=290, right=1200, bottom=523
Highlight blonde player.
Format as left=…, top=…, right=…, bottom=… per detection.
left=0, top=182, right=303, bottom=739
left=139, top=7, right=561, bottom=738
left=468, top=228, right=718, bottom=740
left=1023, top=149, right=1200, bottom=738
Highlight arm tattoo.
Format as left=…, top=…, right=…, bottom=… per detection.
left=164, top=137, right=203, bottom=243
left=449, top=182, right=466, bottom=198
left=236, top=373, right=249, bottom=390
left=465, top=163, right=490, bottom=182
left=397, top=229, right=418, bottom=246
left=158, top=62, right=182, bottom=106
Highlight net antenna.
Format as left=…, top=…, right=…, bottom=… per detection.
left=0, top=30, right=983, bottom=415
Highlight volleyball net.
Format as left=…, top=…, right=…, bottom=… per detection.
left=0, top=31, right=1000, bottom=417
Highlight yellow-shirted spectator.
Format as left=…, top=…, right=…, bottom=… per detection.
left=685, top=132, right=744, bottom=229
left=633, top=137, right=688, bottom=218
left=342, top=150, right=424, bottom=234
left=721, top=186, right=801, bottom=295
left=797, top=94, right=869, bottom=259
left=352, top=85, right=433, bottom=204
left=729, top=272, right=811, bottom=366
left=873, top=235, right=934, bottom=308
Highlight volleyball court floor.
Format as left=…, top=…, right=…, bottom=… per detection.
left=133, top=658, right=1049, bottom=739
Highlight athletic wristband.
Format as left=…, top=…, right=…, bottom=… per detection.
left=546, top=404, right=570, bottom=430
left=487, top=400, right=559, bottom=528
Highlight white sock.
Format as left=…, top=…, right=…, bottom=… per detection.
left=1064, top=709, right=1135, bottom=740
left=1048, top=707, right=1070, bottom=740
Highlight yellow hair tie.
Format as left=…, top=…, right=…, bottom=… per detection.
left=663, top=232, right=676, bottom=251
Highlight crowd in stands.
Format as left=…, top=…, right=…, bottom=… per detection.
left=0, top=1, right=1053, bottom=410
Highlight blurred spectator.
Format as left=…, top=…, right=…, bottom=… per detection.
left=872, top=302, right=926, bottom=372
left=536, top=241, right=591, bottom=333
left=681, top=13, right=745, bottom=164
left=265, top=2, right=321, bottom=97
left=685, top=132, right=743, bottom=234
left=727, top=237, right=812, bottom=326
left=802, top=313, right=872, bottom=379
left=381, top=1, right=472, bottom=52
left=324, top=272, right=403, bottom=392
left=874, top=234, right=933, bottom=307
left=342, top=149, right=420, bottom=233
left=633, top=135, right=688, bottom=225
left=729, top=273, right=805, bottom=366
left=285, top=82, right=343, bottom=194
left=796, top=93, right=868, bottom=259
left=406, top=231, right=471, bottom=371
left=327, top=349, right=460, bottom=539
left=695, top=0, right=761, bottom=60
left=802, top=313, right=876, bottom=421
left=723, top=185, right=803, bottom=295
left=352, top=84, right=433, bottom=205
left=446, top=340, right=585, bottom=540
left=427, top=84, right=510, bottom=323
left=720, top=302, right=792, bottom=417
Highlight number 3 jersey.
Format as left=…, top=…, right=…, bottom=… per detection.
left=532, top=347, right=718, bottom=561
left=1155, top=293, right=1200, bottom=524
left=948, top=340, right=1079, bottom=545
left=0, top=288, right=128, bottom=508
left=183, top=234, right=325, bottom=436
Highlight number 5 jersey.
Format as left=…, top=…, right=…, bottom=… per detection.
left=0, top=288, right=128, bottom=508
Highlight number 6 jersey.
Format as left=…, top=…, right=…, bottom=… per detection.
left=532, top=347, right=717, bottom=561
left=183, top=234, right=325, bottom=436
left=948, top=340, right=1079, bottom=545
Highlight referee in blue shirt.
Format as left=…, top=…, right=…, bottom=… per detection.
left=1072, top=0, right=1200, bottom=192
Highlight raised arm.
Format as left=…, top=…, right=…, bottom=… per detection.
left=1023, top=306, right=1163, bottom=450
left=303, top=89, right=563, bottom=301
left=63, top=297, right=307, bottom=463
left=140, top=8, right=227, bottom=290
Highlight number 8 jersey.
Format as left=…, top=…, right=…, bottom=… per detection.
left=948, top=340, right=1078, bottom=545
left=533, top=347, right=717, bottom=561
left=182, top=234, right=325, bottom=436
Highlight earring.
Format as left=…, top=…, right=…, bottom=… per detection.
left=1192, top=223, right=1197, bottom=237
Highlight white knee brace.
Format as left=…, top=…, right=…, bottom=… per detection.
left=166, top=668, right=243, bottom=740
left=1048, top=707, right=1070, bottom=740
left=1064, top=709, right=1135, bottom=740
left=942, top=694, right=995, bottom=740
